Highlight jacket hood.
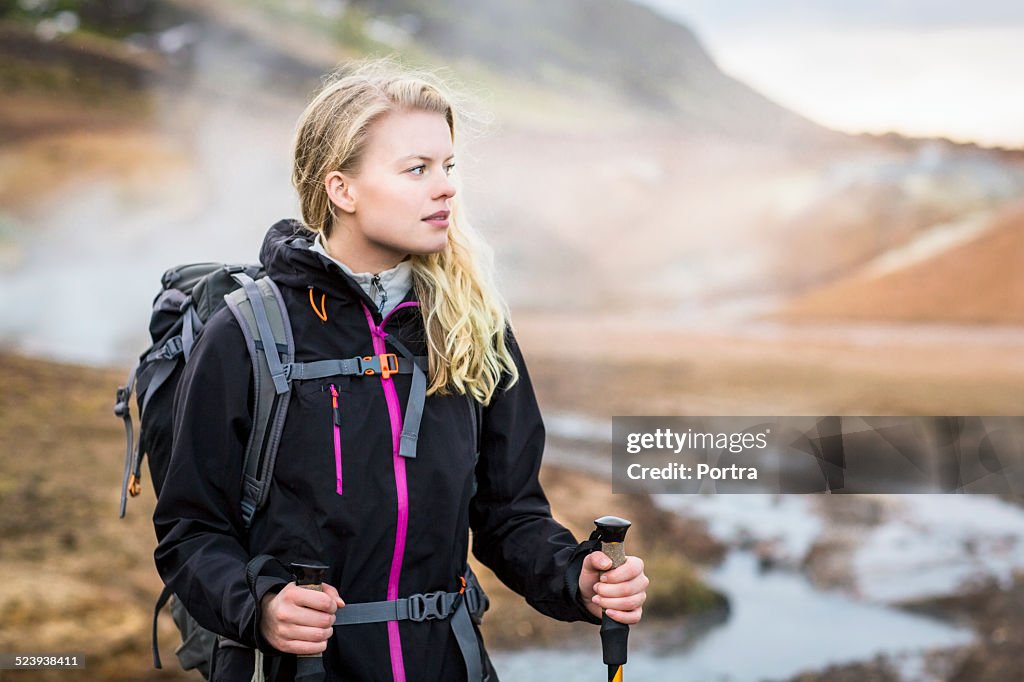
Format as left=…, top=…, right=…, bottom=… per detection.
left=260, top=218, right=412, bottom=312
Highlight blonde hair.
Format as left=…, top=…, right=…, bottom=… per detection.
left=291, top=58, right=518, bottom=405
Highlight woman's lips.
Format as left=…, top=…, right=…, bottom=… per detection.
left=423, top=210, right=450, bottom=227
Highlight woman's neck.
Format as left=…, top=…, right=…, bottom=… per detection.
left=323, top=229, right=407, bottom=275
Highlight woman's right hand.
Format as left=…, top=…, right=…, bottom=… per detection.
left=259, top=582, right=345, bottom=654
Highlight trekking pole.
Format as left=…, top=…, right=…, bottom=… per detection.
left=290, top=561, right=330, bottom=682
left=594, top=516, right=632, bottom=682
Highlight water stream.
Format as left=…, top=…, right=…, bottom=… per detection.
left=493, top=489, right=974, bottom=679
left=492, top=547, right=972, bottom=681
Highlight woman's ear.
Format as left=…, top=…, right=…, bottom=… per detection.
left=325, top=171, right=357, bottom=214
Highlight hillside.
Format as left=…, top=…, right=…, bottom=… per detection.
left=779, top=201, right=1024, bottom=325
left=350, top=0, right=829, bottom=142
left=3, top=0, right=834, bottom=141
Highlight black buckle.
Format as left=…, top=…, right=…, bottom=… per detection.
left=407, top=591, right=449, bottom=622
left=160, top=336, right=184, bottom=360
left=356, top=356, right=379, bottom=376
left=114, top=386, right=131, bottom=418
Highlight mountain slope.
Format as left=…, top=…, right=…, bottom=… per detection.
left=779, top=201, right=1024, bottom=325
left=355, top=0, right=828, bottom=140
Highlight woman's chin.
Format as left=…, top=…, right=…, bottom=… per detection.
left=408, top=238, right=450, bottom=257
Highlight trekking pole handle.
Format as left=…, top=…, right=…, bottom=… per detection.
left=290, top=562, right=329, bottom=682
left=594, top=515, right=631, bottom=676
left=594, top=515, right=631, bottom=568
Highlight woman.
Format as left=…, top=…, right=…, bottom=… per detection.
left=153, top=59, right=648, bottom=681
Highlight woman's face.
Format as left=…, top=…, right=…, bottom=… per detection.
left=327, top=108, right=456, bottom=271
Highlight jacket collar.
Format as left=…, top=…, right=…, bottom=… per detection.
left=260, top=219, right=418, bottom=317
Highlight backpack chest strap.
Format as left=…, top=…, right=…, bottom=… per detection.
left=286, top=353, right=423, bottom=381
left=333, top=582, right=485, bottom=682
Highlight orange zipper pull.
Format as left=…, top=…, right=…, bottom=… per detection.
left=330, top=384, right=341, bottom=425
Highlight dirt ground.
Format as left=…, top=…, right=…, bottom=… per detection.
left=514, top=311, right=1024, bottom=418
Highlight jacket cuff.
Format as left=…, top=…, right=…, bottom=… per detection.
left=564, top=538, right=603, bottom=625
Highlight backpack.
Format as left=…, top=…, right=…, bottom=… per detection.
left=115, top=262, right=487, bottom=679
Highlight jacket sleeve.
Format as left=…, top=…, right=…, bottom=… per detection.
left=469, top=328, right=602, bottom=625
left=152, top=309, right=291, bottom=650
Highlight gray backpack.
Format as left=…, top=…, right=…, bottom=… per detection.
left=115, top=264, right=298, bottom=677
left=115, top=263, right=486, bottom=678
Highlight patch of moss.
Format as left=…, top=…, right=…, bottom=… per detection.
left=642, top=549, right=727, bottom=618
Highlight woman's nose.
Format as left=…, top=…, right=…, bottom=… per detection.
left=435, top=174, right=456, bottom=199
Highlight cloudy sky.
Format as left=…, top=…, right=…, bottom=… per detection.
left=635, top=0, right=1024, bottom=147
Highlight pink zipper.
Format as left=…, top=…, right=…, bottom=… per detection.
left=361, top=301, right=420, bottom=682
left=330, top=384, right=342, bottom=495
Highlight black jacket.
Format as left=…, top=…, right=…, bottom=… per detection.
left=153, top=220, right=600, bottom=681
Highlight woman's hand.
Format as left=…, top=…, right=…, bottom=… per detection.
left=578, top=552, right=648, bottom=624
left=259, top=582, right=345, bottom=654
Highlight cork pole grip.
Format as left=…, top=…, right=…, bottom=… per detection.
left=601, top=541, right=627, bottom=569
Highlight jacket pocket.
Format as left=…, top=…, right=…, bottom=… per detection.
left=330, top=383, right=343, bottom=495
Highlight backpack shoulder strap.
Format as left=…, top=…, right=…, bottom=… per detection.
left=380, top=333, right=428, bottom=459
left=224, top=274, right=294, bottom=528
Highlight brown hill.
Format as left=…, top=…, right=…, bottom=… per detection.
left=778, top=201, right=1024, bottom=325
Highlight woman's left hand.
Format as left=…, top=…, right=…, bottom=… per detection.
left=579, top=552, right=648, bottom=624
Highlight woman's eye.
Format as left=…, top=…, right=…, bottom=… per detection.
left=407, top=162, right=454, bottom=176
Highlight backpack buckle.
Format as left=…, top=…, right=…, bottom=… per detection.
left=379, top=353, right=399, bottom=379
left=407, top=591, right=449, bottom=622
left=160, top=336, right=184, bottom=360
left=359, top=353, right=399, bottom=379
left=114, top=386, right=131, bottom=418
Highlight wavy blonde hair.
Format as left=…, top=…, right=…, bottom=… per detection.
left=291, top=58, right=518, bottom=405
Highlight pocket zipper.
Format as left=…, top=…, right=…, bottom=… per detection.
left=330, top=384, right=343, bottom=495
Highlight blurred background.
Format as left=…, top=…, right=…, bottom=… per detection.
left=0, top=0, right=1022, bottom=680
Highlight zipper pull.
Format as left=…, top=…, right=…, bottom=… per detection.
left=370, top=274, right=387, bottom=314
left=330, top=384, right=341, bottom=426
